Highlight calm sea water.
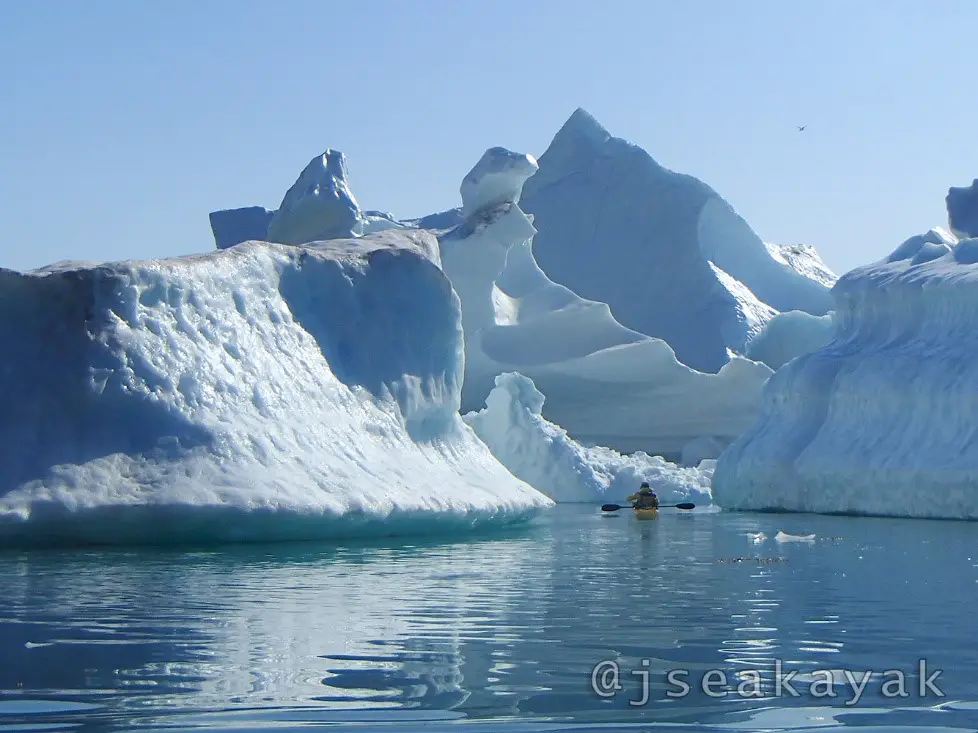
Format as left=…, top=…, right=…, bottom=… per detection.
left=1, top=504, right=977, bottom=733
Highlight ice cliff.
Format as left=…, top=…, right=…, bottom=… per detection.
left=711, top=221, right=978, bottom=519
left=0, top=231, right=551, bottom=546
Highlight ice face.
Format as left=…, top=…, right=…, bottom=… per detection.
left=0, top=231, right=551, bottom=547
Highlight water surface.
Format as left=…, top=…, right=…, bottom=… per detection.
left=1, top=504, right=976, bottom=732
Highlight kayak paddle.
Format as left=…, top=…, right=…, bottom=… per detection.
left=601, top=502, right=696, bottom=512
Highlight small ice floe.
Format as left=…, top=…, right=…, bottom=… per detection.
left=775, top=530, right=815, bottom=542
left=747, top=531, right=766, bottom=543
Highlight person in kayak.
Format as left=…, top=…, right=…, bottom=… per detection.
left=628, top=482, right=659, bottom=510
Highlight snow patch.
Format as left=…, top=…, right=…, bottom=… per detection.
left=763, top=242, right=838, bottom=289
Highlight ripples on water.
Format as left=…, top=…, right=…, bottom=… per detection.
left=1, top=505, right=977, bottom=733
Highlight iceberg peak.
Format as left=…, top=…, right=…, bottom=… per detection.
left=460, top=147, right=539, bottom=219
left=266, top=148, right=365, bottom=245
left=559, top=107, right=612, bottom=145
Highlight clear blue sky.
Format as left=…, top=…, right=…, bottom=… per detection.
left=2, top=0, right=974, bottom=276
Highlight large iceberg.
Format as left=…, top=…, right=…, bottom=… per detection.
left=464, top=372, right=713, bottom=504
left=209, top=144, right=777, bottom=460
left=711, top=224, right=978, bottom=519
left=0, top=231, right=552, bottom=546
left=517, top=108, right=835, bottom=372
left=438, top=146, right=774, bottom=458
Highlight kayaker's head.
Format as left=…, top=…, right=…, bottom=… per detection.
left=639, top=482, right=653, bottom=494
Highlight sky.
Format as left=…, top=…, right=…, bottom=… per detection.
left=1, top=0, right=975, bottom=276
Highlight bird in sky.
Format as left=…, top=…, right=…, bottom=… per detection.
left=797, top=125, right=807, bottom=131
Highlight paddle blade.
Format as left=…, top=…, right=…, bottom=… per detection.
left=674, top=502, right=696, bottom=510
left=601, top=504, right=625, bottom=511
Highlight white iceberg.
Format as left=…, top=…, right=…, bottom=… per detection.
left=204, top=117, right=844, bottom=461
left=266, top=149, right=366, bottom=244
left=517, top=108, right=836, bottom=373
left=711, top=224, right=978, bottom=520
left=439, top=146, right=774, bottom=459
left=0, top=230, right=552, bottom=546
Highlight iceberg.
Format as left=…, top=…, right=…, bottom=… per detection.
left=947, top=178, right=978, bottom=239
left=464, top=372, right=713, bottom=504
left=711, top=221, right=978, bottom=519
left=210, top=206, right=274, bottom=250
left=208, top=150, right=395, bottom=250
left=438, top=146, right=774, bottom=459
left=517, top=108, right=835, bottom=372
left=208, top=119, right=851, bottom=461
left=266, top=149, right=366, bottom=244
left=0, top=230, right=552, bottom=546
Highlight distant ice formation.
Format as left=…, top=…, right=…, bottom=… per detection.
left=463, top=372, right=713, bottom=504
left=210, top=206, right=274, bottom=250
left=0, top=231, right=551, bottom=546
left=438, top=146, right=774, bottom=458
left=266, top=149, right=366, bottom=244
left=711, top=217, right=978, bottom=519
left=517, top=108, right=836, bottom=372
left=204, top=111, right=845, bottom=462
left=947, top=178, right=978, bottom=239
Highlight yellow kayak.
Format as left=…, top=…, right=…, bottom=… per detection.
left=633, top=507, right=659, bottom=520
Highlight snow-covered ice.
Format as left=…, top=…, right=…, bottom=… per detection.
left=438, top=146, right=774, bottom=458
left=711, top=223, right=978, bottom=519
left=460, top=147, right=538, bottom=218
left=0, top=230, right=552, bottom=546
left=463, top=372, right=713, bottom=504
left=517, top=108, right=835, bottom=372
left=764, top=242, right=839, bottom=289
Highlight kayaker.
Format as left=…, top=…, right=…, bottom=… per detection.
left=628, top=482, right=659, bottom=510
